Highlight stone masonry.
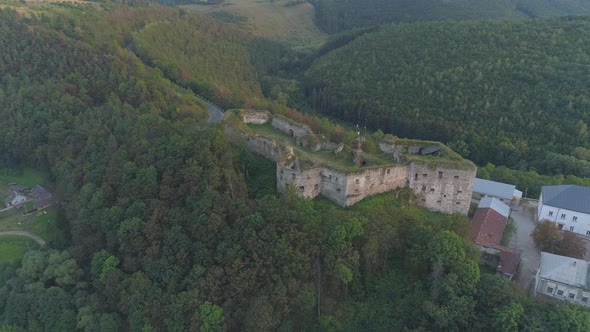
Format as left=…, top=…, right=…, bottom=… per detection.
left=227, top=110, right=476, bottom=215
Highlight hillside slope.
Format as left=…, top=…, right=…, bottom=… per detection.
left=310, top=0, right=590, bottom=33
left=131, top=11, right=264, bottom=108
left=180, top=0, right=327, bottom=48
left=304, top=17, right=590, bottom=177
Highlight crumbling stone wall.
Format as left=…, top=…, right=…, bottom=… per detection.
left=242, top=110, right=271, bottom=124
left=271, top=116, right=312, bottom=138
left=344, top=166, right=409, bottom=206
left=225, top=126, right=286, bottom=162
left=408, top=162, right=476, bottom=215
left=229, top=113, right=476, bottom=214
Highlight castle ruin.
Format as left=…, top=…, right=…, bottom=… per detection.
left=226, top=110, right=476, bottom=215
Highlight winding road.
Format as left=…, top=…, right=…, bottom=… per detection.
left=207, top=102, right=224, bottom=124
left=0, top=231, right=46, bottom=246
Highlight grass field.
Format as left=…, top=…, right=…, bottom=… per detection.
left=0, top=207, right=59, bottom=243
left=0, top=168, right=46, bottom=193
left=0, top=235, right=38, bottom=264
left=0, top=168, right=59, bottom=245
left=181, top=0, right=327, bottom=48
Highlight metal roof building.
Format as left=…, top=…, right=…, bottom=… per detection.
left=473, top=178, right=522, bottom=201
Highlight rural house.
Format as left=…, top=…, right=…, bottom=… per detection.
left=535, top=252, right=590, bottom=307
left=537, top=185, right=590, bottom=236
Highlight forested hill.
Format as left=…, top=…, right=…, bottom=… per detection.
left=3, top=4, right=590, bottom=331
left=305, top=17, right=590, bottom=178
left=310, top=0, right=590, bottom=33
left=129, top=9, right=264, bottom=108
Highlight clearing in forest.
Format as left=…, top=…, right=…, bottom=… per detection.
left=181, top=0, right=327, bottom=48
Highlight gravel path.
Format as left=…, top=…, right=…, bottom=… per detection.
left=509, top=200, right=540, bottom=293
left=0, top=231, right=46, bottom=246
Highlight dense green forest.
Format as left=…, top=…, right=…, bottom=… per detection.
left=310, top=0, right=590, bottom=33
left=3, top=2, right=590, bottom=330
left=304, top=17, right=590, bottom=179
left=130, top=9, right=264, bottom=108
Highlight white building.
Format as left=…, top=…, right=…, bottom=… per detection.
left=535, top=252, right=590, bottom=307
left=537, top=185, right=590, bottom=236
left=473, top=178, right=522, bottom=204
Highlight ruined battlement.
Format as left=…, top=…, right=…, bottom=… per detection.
left=225, top=110, right=476, bottom=215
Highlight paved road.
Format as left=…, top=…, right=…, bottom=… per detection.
left=509, top=200, right=540, bottom=293
left=0, top=231, right=46, bottom=246
left=206, top=102, right=224, bottom=124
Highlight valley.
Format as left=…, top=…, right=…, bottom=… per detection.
left=1, top=0, right=590, bottom=330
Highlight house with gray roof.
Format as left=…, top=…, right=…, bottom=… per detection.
left=537, top=185, right=590, bottom=236
left=473, top=178, right=522, bottom=204
left=4, top=191, right=27, bottom=208
left=535, top=252, right=590, bottom=306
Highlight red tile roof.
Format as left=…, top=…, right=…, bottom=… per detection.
left=471, top=207, right=508, bottom=246
left=496, top=246, right=522, bottom=277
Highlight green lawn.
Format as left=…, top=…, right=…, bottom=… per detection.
left=247, top=123, right=396, bottom=172
left=0, top=236, right=38, bottom=264
left=0, top=168, right=47, bottom=193
left=0, top=168, right=59, bottom=244
left=0, top=207, right=59, bottom=243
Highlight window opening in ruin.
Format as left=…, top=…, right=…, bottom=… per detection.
left=415, top=173, right=418, bottom=180
left=299, top=186, right=305, bottom=192
left=362, top=161, right=366, bottom=166
left=454, top=175, right=459, bottom=179
left=430, top=188, right=435, bottom=192
left=547, top=287, right=554, bottom=293
left=557, top=290, right=564, bottom=296
left=457, top=190, right=463, bottom=194
left=387, top=169, right=391, bottom=175
left=288, top=129, right=294, bottom=137
left=355, top=179, right=360, bottom=184
left=438, top=172, right=443, bottom=179
left=456, top=202, right=461, bottom=205
left=421, top=185, right=426, bottom=191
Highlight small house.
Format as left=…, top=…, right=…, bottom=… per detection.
left=535, top=252, right=590, bottom=306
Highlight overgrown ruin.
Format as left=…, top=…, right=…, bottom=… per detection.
left=225, top=110, right=476, bottom=214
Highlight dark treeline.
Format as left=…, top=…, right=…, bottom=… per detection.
left=309, top=0, right=590, bottom=33
left=304, top=17, right=590, bottom=179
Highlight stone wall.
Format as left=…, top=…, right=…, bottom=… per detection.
left=225, top=126, right=286, bottom=162
left=228, top=112, right=476, bottom=214
left=271, top=116, right=312, bottom=138
left=344, top=166, right=409, bottom=206
left=242, top=110, right=271, bottom=124
left=408, top=162, right=476, bottom=215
